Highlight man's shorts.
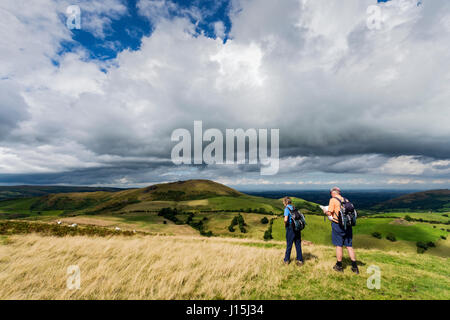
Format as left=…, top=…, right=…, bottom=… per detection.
left=331, top=222, right=353, bottom=247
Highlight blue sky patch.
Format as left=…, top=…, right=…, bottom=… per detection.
left=60, top=0, right=231, bottom=62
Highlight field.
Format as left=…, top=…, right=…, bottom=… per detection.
left=0, top=181, right=449, bottom=300
left=1, top=199, right=449, bottom=257
left=0, top=233, right=448, bottom=300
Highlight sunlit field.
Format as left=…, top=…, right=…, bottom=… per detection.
left=0, top=234, right=448, bottom=300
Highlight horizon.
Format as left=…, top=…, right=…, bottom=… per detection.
left=0, top=179, right=438, bottom=193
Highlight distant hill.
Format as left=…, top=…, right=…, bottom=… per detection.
left=0, top=185, right=125, bottom=201
left=372, top=189, right=450, bottom=212
left=246, top=190, right=413, bottom=210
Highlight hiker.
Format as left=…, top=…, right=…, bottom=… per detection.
left=325, top=187, right=359, bottom=274
left=283, top=197, right=303, bottom=266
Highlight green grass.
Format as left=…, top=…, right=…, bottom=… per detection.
left=256, top=247, right=450, bottom=300
left=272, top=215, right=330, bottom=245
left=271, top=214, right=449, bottom=257
left=206, top=196, right=281, bottom=213
left=0, top=197, right=37, bottom=212
left=355, top=217, right=447, bottom=243
left=367, top=211, right=450, bottom=223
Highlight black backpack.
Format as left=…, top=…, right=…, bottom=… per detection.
left=287, top=206, right=306, bottom=232
left=334, top=197, right=357, bottom=230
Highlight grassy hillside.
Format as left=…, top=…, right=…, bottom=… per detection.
left=0, top=180, right=287, bottom=217
left=372, top=189, right=450, bottom=212
left=0, top=185, right=124, bottom=201
left=0, top=233, right=448, bottom=299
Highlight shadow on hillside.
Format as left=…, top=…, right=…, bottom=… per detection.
left=302, top=252, right=319, bottom=262
left=342, top=257, right=366, bottom=268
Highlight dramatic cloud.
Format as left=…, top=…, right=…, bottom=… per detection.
left=0, top=0, right=449, bottom=188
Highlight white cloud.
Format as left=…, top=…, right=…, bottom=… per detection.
left=0, top=0, right=450, bottom=188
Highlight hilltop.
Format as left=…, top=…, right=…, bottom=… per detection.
left=372, top=189, right=450, bottom=212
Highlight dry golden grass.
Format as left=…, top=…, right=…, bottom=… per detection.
left=56, top=215, right=199, bottom=236
left=0, top=234, right=448, bottom=300
left=0, top=234, right=286, bottom=299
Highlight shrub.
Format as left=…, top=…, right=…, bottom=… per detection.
left=371, top=232, right=382, bottom=239
left=416, top=241, right=428, bottom=250
left=440, top=235, right=446, bottom=240
left=263, top=229, right=272, bottom=240
left=404, top=215, right=412, bottom=222
left=386, top=233, right=396, bottom=242
left=417, top=247, right=426, bottom=254
left=237, top=214, right=246, bottom=226
left=200, top=230, right=213, bottom=237
left=228, top=225, right=235, bottom=232
left=186, top=213, right=194, bottom=224
left=443, top=214, right=448, bottom=217
left=261, top=217, right=269, bottom=224
left=158, top=207, right=181, bottom=224
left=426, top=241, right=436, bottom=248
left=163, top=220, right=167, bottom=224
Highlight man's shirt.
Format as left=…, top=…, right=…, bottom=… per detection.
left=328, top=195, right=344, bottom=224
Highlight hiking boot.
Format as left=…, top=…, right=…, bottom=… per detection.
left=333, top=263, right=343, bottom=272
left=351, top=266, right=359, bottom=274
left=283, top=260, right=290, bottom=265
left=296, top=260, right=304, bottom=267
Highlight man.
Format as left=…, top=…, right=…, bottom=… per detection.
left=325, top=187, right=359, bottom=274
left=283, top=197, right=303, bottom=266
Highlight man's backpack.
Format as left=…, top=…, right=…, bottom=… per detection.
left=334, top=197, right=357, bottom=230
left=287, top=206, right=306, bottom=232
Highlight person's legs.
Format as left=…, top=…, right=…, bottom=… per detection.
left=284, top=227, right=294, bottom=262
left=346, top=246, right=356, bottom=261
left=344, top=228, right=359, bottom=274
left=331, top=222, right=344, bottom=271
left=294, top=231, right=303, bottom=262
left=336, top=246, right=343, bottom=262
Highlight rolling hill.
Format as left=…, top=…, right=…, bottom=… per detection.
left=372, top=189, right=450, bottom=212
left=0, top=185, right=124, bottom=201
left=0, top=180, right=322, bottom=218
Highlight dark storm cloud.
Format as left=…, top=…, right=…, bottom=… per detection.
left=0, top=82, right=30, bottom=140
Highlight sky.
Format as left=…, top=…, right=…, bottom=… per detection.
left=0, top=0, right=449, bottom=190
